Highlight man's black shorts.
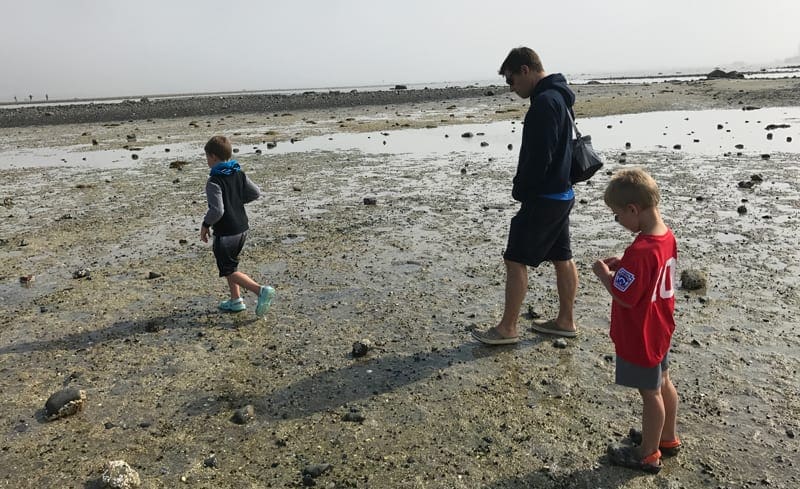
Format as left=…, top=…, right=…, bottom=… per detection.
left=213, top=231, right=248, bottom=277
left=503, top=198, right=574, bottom=267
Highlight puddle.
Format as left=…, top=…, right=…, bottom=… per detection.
left=2, top=107, right=798, bottom=170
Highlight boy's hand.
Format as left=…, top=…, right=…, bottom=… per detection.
left=602, top=257, right=621, bottom=271
left=592, top=259, right=611, bottom=280
left=200, top=225, right=210, bottom=243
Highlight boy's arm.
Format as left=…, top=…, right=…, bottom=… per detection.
left=242, top=176, right=261, bottom=203
left=592, top=259, right=633, bottom=308
left=201, top=181, right=224, bottom=242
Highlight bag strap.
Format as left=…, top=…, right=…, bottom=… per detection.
left=565, top=107, right=582, bottom=139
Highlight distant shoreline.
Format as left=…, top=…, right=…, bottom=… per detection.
left=1, top=77, right=799, bottom=129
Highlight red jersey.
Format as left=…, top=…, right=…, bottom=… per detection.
left=610, top=229, right=677, bottom=367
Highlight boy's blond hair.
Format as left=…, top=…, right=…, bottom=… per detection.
left=204, top=135, right=232, bottom=161
left=604, top=168, right=661, bottom=209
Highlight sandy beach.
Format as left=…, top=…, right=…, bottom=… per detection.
left=1, top=77, right=799, bottom=488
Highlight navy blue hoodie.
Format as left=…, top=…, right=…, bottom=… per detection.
left=512, top=73, right=576, bottom=202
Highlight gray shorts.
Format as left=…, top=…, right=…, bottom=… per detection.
left=615, top=352, right=670, bottom=391
left=213, top=231, right=247, bottom=277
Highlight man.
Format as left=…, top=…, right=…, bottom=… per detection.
left=473, top=47, right=578, bottom=345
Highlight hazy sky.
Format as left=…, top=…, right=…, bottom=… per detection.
left=2, top=0, right=799, bottom=100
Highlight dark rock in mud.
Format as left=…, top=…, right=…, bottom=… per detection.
left=146, top=271, right=162, bottom=280
left=750, top=174, right=763, bottom=182
left=44, top=388, right=86, bottom=420
left=203, top=454, right=219, bottom=468
left=681, top=269, right=707, bottom=290
left=169, top=160, right=188, bottom=170
left=760, top=154, right=770, bottom=160
left=507, top=143, right=513, bottom=150
left=72, top=268, right=91, bottom=279
left=461, top=132, right=473, bottom=138
left=737, top=205, right=747, bottom=214
left=766, top=133, right=773, bottom=140
left=232, top=405, right=255, bottom=425
left=302, top=463, right=332, bottom=478
left=673, top=144, right=682, bottom=150
left=553, top=339, right=568, bottom=349
left=738, top=181, right=755, bottom=189
left=363, top=197, right=377, bottom=206
left=480, top=141, right=489, bottom=147
left=394, top=85, right=407, bottom=90
left=267, top=142, right=277, bottom=149
left=352, top=340, right=371, bottom=357
left=342, top=411, right=365, bottom=423
left=706, top=69, right=744, bottom=79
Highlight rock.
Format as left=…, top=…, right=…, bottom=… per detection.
left=267, top=142, right=277, bottom=149
left=292, top=185, right=302, bottom=192
left=131, top=154, right=138, bottom=160
left=146, top=271, right=162, bottom=280
left=232, top=405, right=255, bottom=425
left=738, top=181, right=755, bottom=189
left=19, top=275, right=35, bottom=286
left=742, top=105, right=760, bottom=111
left=553, top=339, right=568, bottom=349
left=485, top=90, right=494, bottom=96
left=507, top=143, right=513, bottom=150
left=44, top=388, right=87, bottom=420
left=169, top=160, right=189, bottom=170
left=91, top=139, right=99, bottom=145
left=363, top=197, right=377, bottom=206
left=737, top=205, right=747, bottom=214
left=625, top=142, right=631, bottom=148
left=352, top=340, right=371, bottom=358
left=302, top=474, right=316, bottom=486
left=302, top=463, right=333, bottom=478
left=480, top=141, right=489, bottom=147
left=766, top=133, right=773, bottom=140
left=706, top=69, right=745, bottom=79
left=764, top=124, right=790, bottom=130
left=787, top=137, right=793, bottom=143
left=72, top=268, right=91, bottom=279
left=102, top=460, right=141, bottom=489
left=394, top=84, right=407, bottom=90
left=750, top=174, right=763, bottom=182
left=760, top=154, right=770, bottom=160
left=342, top=411, right=365, bottom=423
left=126, top=134, right=136, bottom=141
left=717, top=124, right=724, bottom=130
left=673, top=144, right=682, bottom=150
left=735, top=143, right=744, bottom=149
left=460, top=167, right=467, bottom=174
left=461, top=132, right=474, bottom=138
left=203, top=454, right=218, bottom=468
left=680, top=269, right=707, bottom=291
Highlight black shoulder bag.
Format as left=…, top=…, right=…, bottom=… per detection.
left=567, top=108, right=604, bottom=184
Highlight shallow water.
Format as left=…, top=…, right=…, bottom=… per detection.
left=1, top=107, right=798, bottom=171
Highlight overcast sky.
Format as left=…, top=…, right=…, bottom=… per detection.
left=2, top=0, right=799, bottom=100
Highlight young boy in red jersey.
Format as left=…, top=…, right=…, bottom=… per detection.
left=592, top=168, right=681, bottom=474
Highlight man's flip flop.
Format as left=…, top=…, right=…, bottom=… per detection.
left=471, top=327, right=520, bottom=345
left=530, top=320, right=577, bottom=338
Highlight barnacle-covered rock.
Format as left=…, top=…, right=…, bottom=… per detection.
left=44, top=388, right=86, bottom=420
left=102, top=460, right=141, bottom=489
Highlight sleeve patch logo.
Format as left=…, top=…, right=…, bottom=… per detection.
left=613, top=268, right=636, bottom=292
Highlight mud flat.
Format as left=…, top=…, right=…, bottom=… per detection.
left=0, top=78, right=799, bottom=488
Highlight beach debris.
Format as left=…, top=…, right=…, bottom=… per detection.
left=461, top=132, right=474, bottom=138
left=72, top=268, right=91, bottom=279
left=302, top=463, right=333, bottom=480
left=342, top=409, right=365, bottom=423
left=203, top=454, right=219, bottom=468
left=680, top=269, right=707, bottom=291
left=232, top=404, right=255, bottom=425
left=363, top=197, right=377, bottom=206
left=169, top=160, right=189, bottom=170
left=102, top=460, right=141, bottom=489
left=44, top=388, right=86, bottom=420
left=351, top=339, right=372, bottom=357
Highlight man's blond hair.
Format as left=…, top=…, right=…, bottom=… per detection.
left=604, top=168, right=661, bottom=209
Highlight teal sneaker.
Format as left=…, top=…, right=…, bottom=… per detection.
left=256, top=285, right=276, bottom=317
left=219, top=297, right=246, bottom=312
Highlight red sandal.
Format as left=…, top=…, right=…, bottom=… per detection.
left=608, top=445, right=662, bottom=474
left=629, top=428, right=682, bottom=457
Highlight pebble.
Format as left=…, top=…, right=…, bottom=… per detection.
left=72, top=268, right=91, bottom=279
left=737, top=205, right=747, bottom=214
left=681, top=269, right=707, bottom=290
left=44, top=388, right=86, bottom=420
left=102, top=460, right=141, bottom=489
left=363, top=197, right=377, bottom=206
left=232, top=404, right=255, bottom=425
left=302, top=463, right=333, bottom=478
left=203, top=454, right=218, bottom=468
left=147, top=271, right=162, bottom=280
left=342, top=411, right=365, bottom=423
left=352, top=340, right=371, bottom=358
left=461, top=132, right=473, bottom=138
left=553, top=339, right=568, bottom=349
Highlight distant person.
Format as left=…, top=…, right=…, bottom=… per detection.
left=13, top=96, right=17, bottom=103
left=472, top=47, right=578, bottom=345
left=45, top=94, right=49, bottom=101
left=592, top=168, right=681, bottom=474
left=200, top=135, right=275, bottom=317
left=28, top=94, right=32, bottom=102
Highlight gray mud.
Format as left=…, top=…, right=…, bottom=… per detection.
left=1, top=79, right=799, bottom=488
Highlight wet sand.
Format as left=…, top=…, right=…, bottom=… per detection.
left=1, top=78, right=799, bottom=488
